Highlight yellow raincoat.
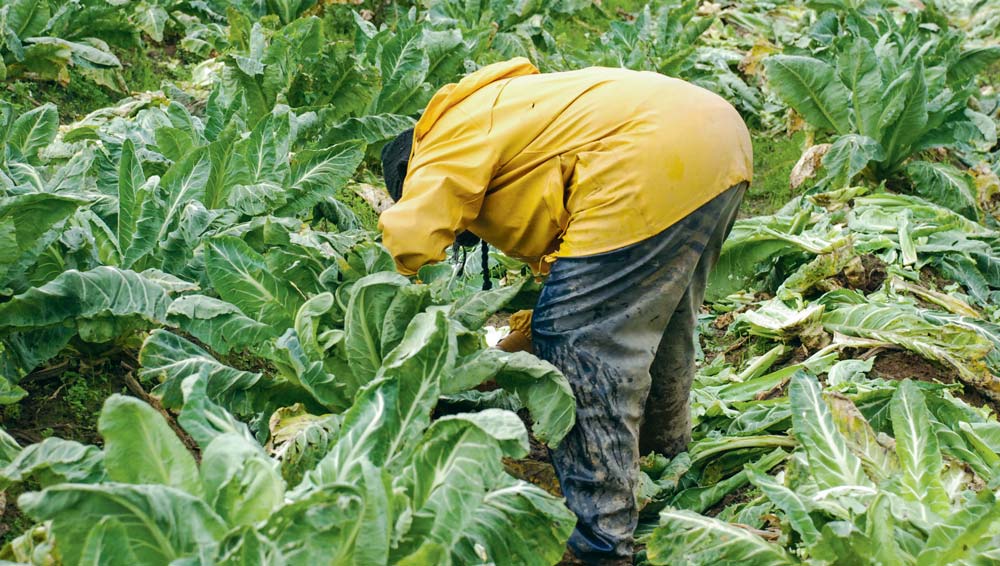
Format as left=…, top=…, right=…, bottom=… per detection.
left=378, top=58, right=753, bottom=275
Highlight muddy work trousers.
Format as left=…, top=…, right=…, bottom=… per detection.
left=531, top=183, right=746, bottom=562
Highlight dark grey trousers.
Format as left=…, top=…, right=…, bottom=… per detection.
left=531, top=183, right=747, bottom=561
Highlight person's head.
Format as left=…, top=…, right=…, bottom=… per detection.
left=381, top=128, right=414, bottom=202
left=380, top=127, right=481, bottom=248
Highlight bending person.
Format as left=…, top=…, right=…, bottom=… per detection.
left=378, top=57, right=752, bottom=566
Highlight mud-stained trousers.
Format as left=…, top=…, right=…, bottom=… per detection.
left=531, top=183, right=747, bottom=562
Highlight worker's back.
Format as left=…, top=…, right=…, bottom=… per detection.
left=379, top=58, right=753, bottom=274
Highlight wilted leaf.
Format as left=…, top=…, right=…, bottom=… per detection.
left=647, top=509, right=798, bottom=565
left=906, top=161, right=980, bottom=221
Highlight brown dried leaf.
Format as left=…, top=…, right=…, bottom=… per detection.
left=789, top=143, right=831, bottom=190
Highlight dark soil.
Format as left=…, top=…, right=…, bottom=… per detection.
left=870, top=350, right=955, bottom=385
left=0, top=338, right=271, bottom=546
left=1, top=355, right=129, bottom=447
left=839, top=254, right=888, bottom=294
left=504, top=432, right=562, bottom=498
left=503, top=410, right=561, bottom=494
left=0, top=354, right=132, bottom=544
left=499, top=413, right=581, bottom=564
left=704, top=483, right=756, bottom=518
left=0, top=485, right=33, bottom=544
left=919, top=266, right=953, bottom=292
left=871, top=349, right=1000, bottom=413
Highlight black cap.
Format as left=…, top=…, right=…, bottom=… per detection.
left=381, top=128, right=415, bottom=202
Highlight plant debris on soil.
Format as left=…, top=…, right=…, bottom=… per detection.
left=872, top=350, right=1000, bottom=414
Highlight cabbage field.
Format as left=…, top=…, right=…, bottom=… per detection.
left=1, top=0, right=999, bottom=564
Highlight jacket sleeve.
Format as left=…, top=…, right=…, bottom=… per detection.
left=378, top=120, right=497, bottom=276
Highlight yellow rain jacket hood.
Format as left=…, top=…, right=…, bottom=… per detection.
left=378, top=58, right=753, bottom=275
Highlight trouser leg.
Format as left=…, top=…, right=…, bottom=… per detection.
left=532, top=260, right=680, bottom=559
left=638, top=283, right=698, bottom=458
left=640, top=183, right=746, bottom=457
left=531, top=183, right=747, bottom=562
